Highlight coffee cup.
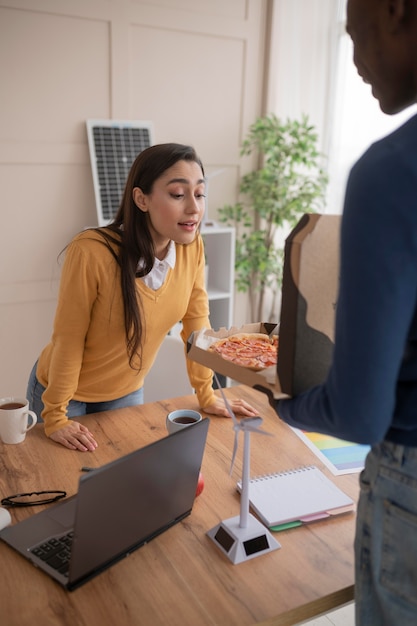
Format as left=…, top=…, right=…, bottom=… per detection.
left=0, top=397, right=37, bottom=444
left=0, top=507, right=12, bottom=531
left=166, top=409, right=202, bottom=435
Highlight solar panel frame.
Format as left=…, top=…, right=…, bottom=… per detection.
left=86, top=119, right=154, bottom=226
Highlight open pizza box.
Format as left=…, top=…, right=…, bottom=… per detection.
left=187, top=213, right=341, bottom=399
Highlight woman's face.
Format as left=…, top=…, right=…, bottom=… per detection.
left=133, top=159, right=206, bottom=257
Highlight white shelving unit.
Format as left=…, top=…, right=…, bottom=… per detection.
left=201, top=225, right=235, bottom=331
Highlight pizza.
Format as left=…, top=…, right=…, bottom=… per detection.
left=208, top=332, right=278, bottom=371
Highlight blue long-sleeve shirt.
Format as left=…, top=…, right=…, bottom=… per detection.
left=277, top=113, right=417, bottom=446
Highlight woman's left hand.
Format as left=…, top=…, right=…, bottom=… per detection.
left=202, top=397, right=258, bottom=418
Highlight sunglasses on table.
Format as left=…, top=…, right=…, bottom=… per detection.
left=1, top=491, right=67, bottom=508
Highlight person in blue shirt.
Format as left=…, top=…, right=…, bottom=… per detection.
left=274, top=1, right=417, bottom=623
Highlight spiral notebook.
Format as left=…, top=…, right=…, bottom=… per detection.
left=237, top=465, right=354, bottom=530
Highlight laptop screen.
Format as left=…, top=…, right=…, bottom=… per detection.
left=69, top=418, right=209, bottom=587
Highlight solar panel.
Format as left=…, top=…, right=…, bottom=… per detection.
left=86, top=119, right=154, bottom=226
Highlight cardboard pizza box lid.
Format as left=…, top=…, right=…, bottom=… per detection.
left=278, top=213, right=340, bottom=395
left=187, top=213, right=341, bottom=399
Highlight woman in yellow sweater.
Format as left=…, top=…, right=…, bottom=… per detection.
left=27, top=143, right=257, bottom=451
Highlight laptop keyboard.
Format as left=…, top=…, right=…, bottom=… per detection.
left=30, top=531, right=74, bottom=576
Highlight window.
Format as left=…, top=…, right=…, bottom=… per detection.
left=326, top=4, right=416, bottom=213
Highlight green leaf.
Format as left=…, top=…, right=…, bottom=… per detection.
left=216, top=113, right=328, bottom=321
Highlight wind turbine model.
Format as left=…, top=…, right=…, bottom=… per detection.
left=207, top=376, right=281, bottom=564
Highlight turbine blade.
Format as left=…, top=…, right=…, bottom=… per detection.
left=229, top=430, right=239, bottom=475
left=240, top=416, right=274, bottom=436
left=243, top=425, right=273, bottom=436
left=214, top=373, right=238, bottom=425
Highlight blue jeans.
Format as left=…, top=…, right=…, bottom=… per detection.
left=355, top=441, right=417, bottom=625
left=27, top=362, right=144, bottom=421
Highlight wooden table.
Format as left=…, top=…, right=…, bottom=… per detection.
left=0, top=386, right=358, bottom=626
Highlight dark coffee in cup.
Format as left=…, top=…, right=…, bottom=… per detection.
left=166, top=409, right=202, bottom=434
left=173, top=416, right=198, bottom=424
left=0, top=402, right=25, bottom=410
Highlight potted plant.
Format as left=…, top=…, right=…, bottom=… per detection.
left=218, top=113, right=328, bottom=322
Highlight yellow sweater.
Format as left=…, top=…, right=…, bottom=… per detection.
left=37, top=229, right=216, bottom=436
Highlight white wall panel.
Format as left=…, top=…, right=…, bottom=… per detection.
left=129, top=25, right=244, bottom=162
left=0, top=7, right=111, bottom=143
left=0, top=164, right=96, bottom=284
left=0, top=300, right=56, bottom=398
left=131, top=0, right=248, bottom=20
left=0, top=0, right=268, bottom=396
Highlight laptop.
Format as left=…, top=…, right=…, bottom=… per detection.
left=0, top=418, right=209, bottom=591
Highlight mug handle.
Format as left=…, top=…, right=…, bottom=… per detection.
left=24, top=410, right=38, bottom=432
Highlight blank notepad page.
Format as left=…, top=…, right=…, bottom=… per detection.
left=237, top=465, right=354, bottom=527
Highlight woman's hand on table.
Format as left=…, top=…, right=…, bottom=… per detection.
left=49, top=421, right=98, bottom=452
left=202, top=397, right=258, bottom=419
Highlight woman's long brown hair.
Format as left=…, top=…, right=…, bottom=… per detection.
left=92, top=143, right=205, bottom=369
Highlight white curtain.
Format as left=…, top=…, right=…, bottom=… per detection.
left=266, top=0, right=341, bottom=161
left=326, top=8, right=417, bottom=213
left=267, top=0, right=417, bottom=214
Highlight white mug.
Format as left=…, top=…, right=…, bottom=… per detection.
left=0, top=507, right=12, bottom=531
left=166, top=409, right=202, bottom=435
left=0, top=397, right=37, bottom=444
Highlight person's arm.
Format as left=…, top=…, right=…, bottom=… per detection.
left=276, top=140, right=417, bottom=443
left=39, top=238, right=100, bottom=448
left=180, top=235, right=258, bottom=419
left=177, top=235, right=214, bottom=405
